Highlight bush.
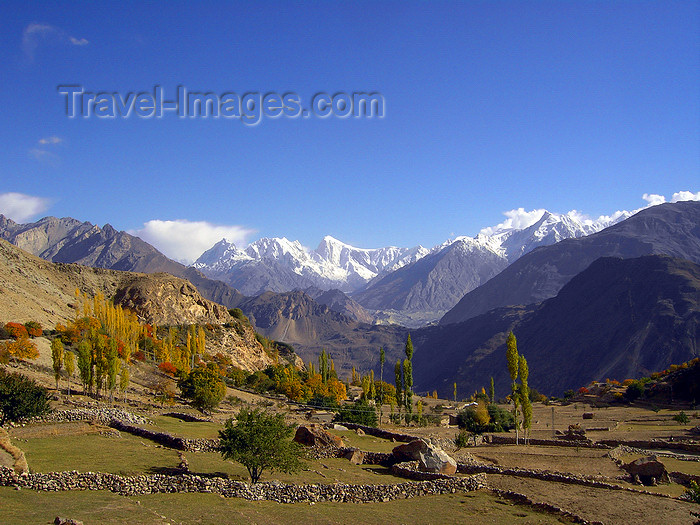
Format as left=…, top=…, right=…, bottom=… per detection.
left=158, top=362, right=178, bottom=376
left=625, top=381, right=645, bottom=401
left=0, top=369, right=51, bottom=425
left=455, top=430, right=470, bottom=449
left=24, top=321, right=42, bottom=338
left=334, top=398, right=378, bottom=427
left=486, top=403, right=515, bottom=431
left=226, top=366, right=249, bottom=387
left=673, top=411, right=690, bottom=425
left=4, top=322, right=28, bottom=339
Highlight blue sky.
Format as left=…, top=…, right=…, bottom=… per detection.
left=0, top=1, right=698, bottom=262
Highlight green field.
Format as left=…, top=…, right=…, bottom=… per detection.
left=0, top=487, right=566, bottom=525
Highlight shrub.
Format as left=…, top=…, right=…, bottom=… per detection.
left=564, top=389, right=575, bottom=400
left=2, top=336, right=38, bottom=360
left=4, top=322, right=28, bottom=339
left=158, top=362, right=178, bottom=376
left=487, top=403, right=515, bottom=431
left=455, top=430, right=470, bottom=449
left=673, top=411, right=690, bottom=425
left=24, top=321, right=42, bottom=338
left=0, top=369, right=51, bottom=424
left=625, top=381, right=645, bottom=401
left=226, top=366, right=249, bottom=386
left=578, top=386, right=589, bottom=395
left=334, top=398, right=378, bottom=427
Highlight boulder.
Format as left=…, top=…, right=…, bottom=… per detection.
left=392, top=439, right=457, bottom=476
left=332, top=424, right=348, bottom=431
left=622, top=456, right=670, bottom=486
left=342, top=448, right=365, bottom=465
left=294, top=425, right=344, bottom=448
left=582, top=412, right=594, bottom=420
left=392, top=439, right=427, bottom=463
left=355, top=428, right=365, bottom=436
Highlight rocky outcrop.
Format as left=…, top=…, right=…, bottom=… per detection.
left=113, top=273, right=233, bottom=326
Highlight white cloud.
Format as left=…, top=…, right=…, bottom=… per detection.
left=130, top=219, right=256, bottom=265
left=642, top=193, right=666, bottom=206
left=38, top=136, right=63, bottom=145
left=480, top=208, right=546, bottom=235
left=22, top=23, right=88, bottom=60
left=0, top=192, right=51, bottom=222
left=480, top=189, right=698, bottom=237
left=670, top=191, right=700, bottom=202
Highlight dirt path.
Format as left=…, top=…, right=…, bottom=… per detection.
left=487, top=474, right=697, bottom=524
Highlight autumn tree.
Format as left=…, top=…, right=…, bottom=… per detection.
left=3, top=336, right=38, bottom=361
left=489, top=377, right=495, bottom=404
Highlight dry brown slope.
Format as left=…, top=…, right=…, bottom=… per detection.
left=0, top=240, right=276, bottom=371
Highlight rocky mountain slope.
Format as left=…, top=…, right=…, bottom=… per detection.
left=441, top=201, right=700, bottom=325
left=0, top=239, right=275, bottom=372
left=0, top=215, right=246, bottom=310
left=413, top=255, right=700, bottom=397
left=237, top=290, right=408, bottom=374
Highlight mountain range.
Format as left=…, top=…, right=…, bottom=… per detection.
left=413, top=254, right=700, bottom=397
left=193, top=208, right=631, bottom=324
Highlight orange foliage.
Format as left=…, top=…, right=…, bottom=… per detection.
left=3, top=335, right=38, bottom=360
left=4, top=322, right=28, bottom=339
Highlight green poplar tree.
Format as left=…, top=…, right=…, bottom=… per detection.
left=404, top=334, right=414, bottom=421
left=394, top=360, right=403, bottom=415
left=506, top=332, right=521, bottom=444
left=51, top=338, right=64, bottom=392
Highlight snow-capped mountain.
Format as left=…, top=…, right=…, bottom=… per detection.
left=193, top=207, right=633, bottom=308
left=193, top=235, right=428, bottom=295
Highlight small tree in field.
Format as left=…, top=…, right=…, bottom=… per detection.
left=218, top=408, right=305, bottom=483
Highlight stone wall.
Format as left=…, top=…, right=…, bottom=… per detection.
left=28, top=408, right=152, bottom=426
left=108, top=421, right=219, bottom=452
left=0, top=467, right=486, bottom=503
left=335, top=423, right=418, bottom=443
